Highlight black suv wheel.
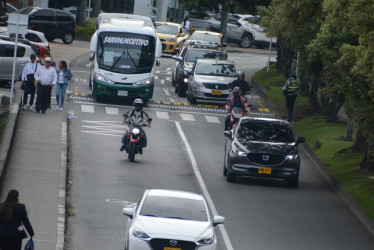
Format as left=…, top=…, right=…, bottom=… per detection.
left=62, top=32, right=74, bottom=44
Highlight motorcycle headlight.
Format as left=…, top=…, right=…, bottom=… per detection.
left=167, top=37, right=176, bottom=42
left=285, top=155, right=299, bottom=160
left=183, top=77, right=189, bottom=83
left=95, top=73, right=113, bottom=84
left=132, top=227, right=150, bottom=239
left=132, top=128, right=140, bottom=135
left=135, top=77, right=154, bottom=85
left=198, top=234, right=214, bottom=245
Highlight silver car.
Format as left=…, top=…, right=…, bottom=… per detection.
left=187, top=59, right=236, bottom=104
left=0, top=40, right=34, bottom=83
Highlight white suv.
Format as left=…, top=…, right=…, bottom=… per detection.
left=0, top=40, right=34, bottom=83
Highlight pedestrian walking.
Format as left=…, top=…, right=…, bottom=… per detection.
left=55, top=60, right=72, bottom=111
left=34, top=57, right=57, bottom=113
left=41, top=52, right=55, bottom=109
left=182, top=16, right=192, bottom=35
left=21, top=54, right=38, bottom=111
left=282, top=72, right=299, bottom=122
left=0, top=189, right=34, bottom=250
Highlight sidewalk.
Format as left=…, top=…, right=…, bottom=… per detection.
left=0, top=40, right=89, bottom=250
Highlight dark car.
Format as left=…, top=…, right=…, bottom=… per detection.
left=223, top=117, right=305, bottom=187
left=171, top=43, right=227, bottom=97
left=9, top=7, right=76, bottom=44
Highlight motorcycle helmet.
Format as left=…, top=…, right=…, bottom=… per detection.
left=237, top=71, right=245, bottom=80
left=133, top=99, right=144, bottom=112
left=233, top=87, right=241, bottom=98
left=289, top=72, right=297, bottom=78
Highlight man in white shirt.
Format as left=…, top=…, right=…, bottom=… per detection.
left=21, top=54, right=38, bottom=111
left=34, top=57, right=57, bottom=114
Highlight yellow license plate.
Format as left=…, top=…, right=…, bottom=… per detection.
left=164, top=248, right=181, bottom=250
left=212, top=90, right=222, bottom=95
left=258, top=167, right=271, bottom=174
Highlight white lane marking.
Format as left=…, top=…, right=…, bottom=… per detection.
left=175, top=122, right=234, bottom=250
left=170, top=97, right=175, bottom=102
left=105, top=107, right=119, bottom=115
left=167, top=71, right=172, bottom=75
left=180, top=113, right=195, bottom=121
left=161, top=79, right=165, bottom=85
left=86, top=63, right=91, bottom=67
left=156, top=70, right=160, bottom=74
left=163, top=88, right=170, bottom=96
left=166, top=67, right=171, bottom=71
left=81, top=104, right=94, bottom=113
left=156, top=111, right=170, bottom=119
left=205, top=116, right=220, bottom=123
left=155, top=75, right=159, bottom=80
left=166, top=77, right=171, bottom=81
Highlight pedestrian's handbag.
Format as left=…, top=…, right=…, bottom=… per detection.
left=24, top=238, right=34, bottom=250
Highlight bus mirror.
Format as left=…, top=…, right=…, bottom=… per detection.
left=89, top=53, right=95, bottom=61
left=156, top=59, right=160, bottom=66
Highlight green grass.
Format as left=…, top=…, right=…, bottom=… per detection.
left=0, top=112, right=9, bottom=143
left=254, top=65, right=374, bottom=220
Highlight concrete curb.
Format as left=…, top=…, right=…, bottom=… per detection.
left=0, top=85, right=21, bottom=197
left=251, top=76, right=374, bottom=237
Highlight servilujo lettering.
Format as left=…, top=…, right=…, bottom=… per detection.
left=103, top=37, right=149, bottom=46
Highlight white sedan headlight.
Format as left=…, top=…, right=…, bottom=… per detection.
left=95, top=73, right=113, bottom=84
left=132, top=227, right=150, bottom=239
left=198, top=234, right=214, bottom=245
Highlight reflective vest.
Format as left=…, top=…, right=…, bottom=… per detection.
left=286, top=78, right=299, bottom=96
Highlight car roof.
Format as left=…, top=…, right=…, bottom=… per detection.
left=196, top=58, right=234, bottom=64
left=186, top=45, right=221, bottom=52
left=0, top=39, right=31, bottom=48
left=155, top=21, right=181, bottom=27
left=146, top=189, right=204, bottom=201
left=240, top=117, right=290, bottom=125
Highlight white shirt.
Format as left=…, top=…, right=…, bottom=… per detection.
left=57, top=71, right=65, bottom=84
left=35, top=65, right=57, bottom=86
left=21, top=61, right=38, bottom=81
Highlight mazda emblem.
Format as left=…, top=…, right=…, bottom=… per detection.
left=170, top=240, right=178, bottom=246
left=262, top=155, right=270, bottom=161
left=122, top=77, right=127, bottom=80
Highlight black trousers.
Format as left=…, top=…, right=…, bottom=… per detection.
left=286, top=94, right=297, bottom=121
left=0, top=235, right=22, bottom=250
left=23, top=81, right=36, bottom=106
left=36, top=84, right=52, bottom=112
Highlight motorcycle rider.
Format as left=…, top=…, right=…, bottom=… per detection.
left=120, top=99, right=151, bottom=154
left=225, top=87, right=250, bottom=130
left=229, top=71, right=252, bottom=96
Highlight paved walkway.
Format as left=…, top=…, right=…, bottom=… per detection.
left=0, top=40, right=89, bottom=250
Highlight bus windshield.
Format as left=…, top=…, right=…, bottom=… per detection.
left=97, top=32, right=156, bottom=74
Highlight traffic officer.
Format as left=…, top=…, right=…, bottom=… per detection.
left=34, top=57, right=57, bottom=113
left=283, top=72, right=299, bottom=122
left=229, top=71, right=252, bottom=96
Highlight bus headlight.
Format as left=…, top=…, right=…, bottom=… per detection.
left=135, top=77, right=154, bottom=85
left=94, top=73, right=113, bottom=84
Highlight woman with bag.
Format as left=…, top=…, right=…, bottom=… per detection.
left=55, top=60, right=73, bottom=111
left=0, top=189, right=34, bottom=250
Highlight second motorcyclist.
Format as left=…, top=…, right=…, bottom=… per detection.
left=120, top=99, right=151, bottom=154
left=225, top=87, right=250, bottom=130
left=229, top=71, right=253, bottom=96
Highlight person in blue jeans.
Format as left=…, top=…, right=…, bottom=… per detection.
left=55, top=60, right=73, bottom=111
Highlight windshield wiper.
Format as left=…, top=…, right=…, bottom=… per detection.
left=127, top=51, right=138, bottom=68
left=110, top=49, right=126, bottom=70
left=164, top=216, right=191, bottom=220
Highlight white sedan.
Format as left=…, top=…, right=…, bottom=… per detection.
left=123, top=189, right=225, bottom=250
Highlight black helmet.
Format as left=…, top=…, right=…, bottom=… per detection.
left=233, top=87, right=241, bottom=97
left=237, top=71, right=245, bottom=79
left=133, top=99, right=144, bottom=112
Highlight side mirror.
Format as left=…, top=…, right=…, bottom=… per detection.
left=123, top=207, right=134, bottom=219
left=297, top=137, right=305, bottom=144
left=185, top=69, right=193, bottom=75
left=213, top=215, right=225, bottom=226
left=224, top=130, right=232, bottom=139
left=89, top=53, right=95, bottom=61
left=156, top=59, right=160, bottom=66
left=171, top=55, right=183, bottom=62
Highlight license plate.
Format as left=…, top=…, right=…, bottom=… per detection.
left=212, top=90, right=222, bottom=95
left=164, top=248, right=181, bottom=250
left=258, top=167, right=271, bottom=174
left=117, top=91, right=128, bottom=96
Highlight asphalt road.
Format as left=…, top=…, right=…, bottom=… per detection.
left=63, top=49, right=374, bottom=250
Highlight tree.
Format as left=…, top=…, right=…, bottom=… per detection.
left=76, top=0, right=86, bottom=26
left=92, top=0, right=102, bottom=18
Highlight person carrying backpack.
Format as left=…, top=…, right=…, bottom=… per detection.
left=120, top=99, right=152, bottom=154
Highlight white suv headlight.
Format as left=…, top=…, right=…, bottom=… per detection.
left=132, top=227, right=150, bottom=239
left=95, top=73, right=113, bottom=84
left=135, top=77, right=154, bottom=85
left=198, top=234, right=214, bottom=245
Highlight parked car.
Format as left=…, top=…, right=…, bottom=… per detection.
left=246, top=23, right=277, bottom=48
left=187, top=59, right=237, bottom=104
left=0, top=27, right=50, bottom=51
left=172, top=43, right=227, bottom=96
left=6, top=7, right=77, bottom=44
left=155, top=22, right=188, bottom=54
left=122, top=189, right=225, bottom=250
left=223, top=117, right=305, bottom=186
left=0, top=40, right=34, bottom=83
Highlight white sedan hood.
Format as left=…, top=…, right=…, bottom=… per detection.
left=195, top=75, right=236, bottom=85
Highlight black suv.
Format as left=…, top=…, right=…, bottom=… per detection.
left=171, top=42, right=227, bottom=97
left=224, top=117, right=305, bottom=187
left=13, top=7, right=76, bottom=44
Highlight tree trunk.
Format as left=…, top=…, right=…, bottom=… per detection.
left=76, top=0, right=86, bottom=26
left=360, top=144, right=374, bottom=171
left=309, top=74, right=320, bottom=112
left=220, top=3, right=229, bottom=39
left=325, top=99, right=340, bottom=123
left=352, top=128, right=366, bottom=152
left=346, top=119, right=353, bottom=141
left=92, top=0, right=102, bottom=18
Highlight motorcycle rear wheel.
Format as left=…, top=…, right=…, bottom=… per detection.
left=128, top=142, right=138, bottom=162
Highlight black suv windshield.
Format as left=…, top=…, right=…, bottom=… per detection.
left=236, top=120, right=295, bottom=143
left=185, top=50, right=225, bottom=62
left=140, top=196, right=208, bottom=221
left=196, top=62, right=236, bottom=77
left=97, top=32, right=155, bottom=74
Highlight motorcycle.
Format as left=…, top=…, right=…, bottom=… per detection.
left=123, top=114, right=152, bottom=162
left=229, top=107, right=247, bottom=130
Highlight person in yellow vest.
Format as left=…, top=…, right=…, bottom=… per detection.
left=283, top=72, right=299, bottom=122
